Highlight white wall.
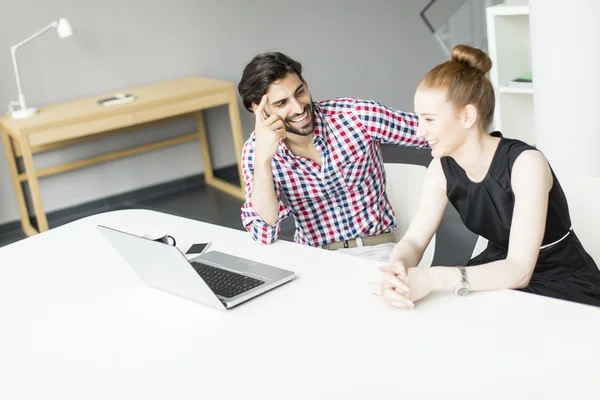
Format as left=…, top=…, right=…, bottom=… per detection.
left=530, top=0, right=600, bottom=178
left=0, top=0, right=444, bottom=225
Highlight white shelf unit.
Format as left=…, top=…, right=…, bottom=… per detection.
left=497, top=86, right=533, bottom=94
left=486, top=3, right=534, bottom=145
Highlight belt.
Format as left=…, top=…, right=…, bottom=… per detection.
left=540, top=227, right=572, bottom=251
left=322, top=232, right=396, bottom=250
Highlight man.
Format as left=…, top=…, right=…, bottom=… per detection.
left=238, top=52, right=429, bottom=262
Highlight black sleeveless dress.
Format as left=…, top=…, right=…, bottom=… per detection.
left=440, top=132, right=600, bottom=306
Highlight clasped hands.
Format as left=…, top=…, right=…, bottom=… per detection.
left=371, top=261, right=436, bottom=309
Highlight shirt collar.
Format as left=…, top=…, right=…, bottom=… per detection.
left=312, top=102, right=326, bottom=145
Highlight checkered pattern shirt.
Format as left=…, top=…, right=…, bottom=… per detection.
left=240, top=98, right=428, bottom=247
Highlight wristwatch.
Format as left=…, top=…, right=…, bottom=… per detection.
left=454, top=266, right=470, bottom=296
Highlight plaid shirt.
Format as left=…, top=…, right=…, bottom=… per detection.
left=241, top=98, right=428, bottom=247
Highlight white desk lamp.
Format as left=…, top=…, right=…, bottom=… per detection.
left=8, top=18, right=74, bottom=119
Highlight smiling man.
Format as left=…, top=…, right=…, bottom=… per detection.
left=237, top=52, right=429, bottom=261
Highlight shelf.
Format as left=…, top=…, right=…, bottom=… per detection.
left=498, top=86, right=533, bottom=94
left=487, top=4, right=529, bottom=17
left=487, top=1, right=534, bottom=146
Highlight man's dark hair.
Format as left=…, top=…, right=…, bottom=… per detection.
left=238, top=52, right=304, bottom=112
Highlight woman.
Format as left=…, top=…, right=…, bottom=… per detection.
left=375, top=45, right=600, bottom=308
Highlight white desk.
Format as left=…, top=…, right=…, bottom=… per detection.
left=0, top=209, right=599, bottom=399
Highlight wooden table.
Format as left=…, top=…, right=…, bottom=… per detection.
left=0, top=77, right=246, bottom=236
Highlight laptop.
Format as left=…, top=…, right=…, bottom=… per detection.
left=97, top=225, right=295, bottom=310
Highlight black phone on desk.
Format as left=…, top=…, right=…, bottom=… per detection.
left=185, top=243, right=211, bottom=256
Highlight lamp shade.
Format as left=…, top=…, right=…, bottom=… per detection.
left=56, top=18, right=73, bottom=38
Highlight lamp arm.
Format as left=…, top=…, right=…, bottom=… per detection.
left=10, top=21, right=58, bottom=52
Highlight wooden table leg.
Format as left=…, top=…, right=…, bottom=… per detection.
left=19, top=135, right=49, bottom=233
left=1, top=132, right=38, bottom=236
left=195, top=100, right=245, bottom=201
left=196, top=111, right=215, bottom=184
left=227, top=89, right=246, bottom=197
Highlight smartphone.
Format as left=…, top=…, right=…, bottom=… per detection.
left=97, top=93, right=136, bottom=107
left=185, top=242, right=211, bottom=255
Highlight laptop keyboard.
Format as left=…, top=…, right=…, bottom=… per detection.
left=190, top=261, right=264, bottom=298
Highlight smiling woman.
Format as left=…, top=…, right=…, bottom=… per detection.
left=377, top=44, right=600, bottom=308
left=414, top=45, right=494, bottom=160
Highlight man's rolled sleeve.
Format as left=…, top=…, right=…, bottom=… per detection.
left=241, top=200, right=291, bottom=244
left=355, top=99, right=429, bottom=149
left=240, top=138, right=292, bottom=245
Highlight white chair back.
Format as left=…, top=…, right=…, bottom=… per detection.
left=384, top=163, right=436, bottom=268
left=471, top=236, right=488, bottom=259
left=561, top=177, right=600, bottom=266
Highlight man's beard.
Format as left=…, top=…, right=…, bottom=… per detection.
left=284, top=102, right=315, bottom=136
left=266, top=100, right=315, bottom=137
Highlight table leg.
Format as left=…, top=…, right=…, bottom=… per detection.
left=1, top=132, right=38, bottom=236
left=196, top=111, right=215, bottom=183
left=227, top=89, right=245, bottom=194
left=195, top=105, right=245, bottom=200
left=19, top=135, right=49, bottom=233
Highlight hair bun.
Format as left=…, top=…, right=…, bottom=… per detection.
left=450, top=44, right=492, bottom=74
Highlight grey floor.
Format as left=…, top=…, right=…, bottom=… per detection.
left=0, top=145, right=477, bottom=266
